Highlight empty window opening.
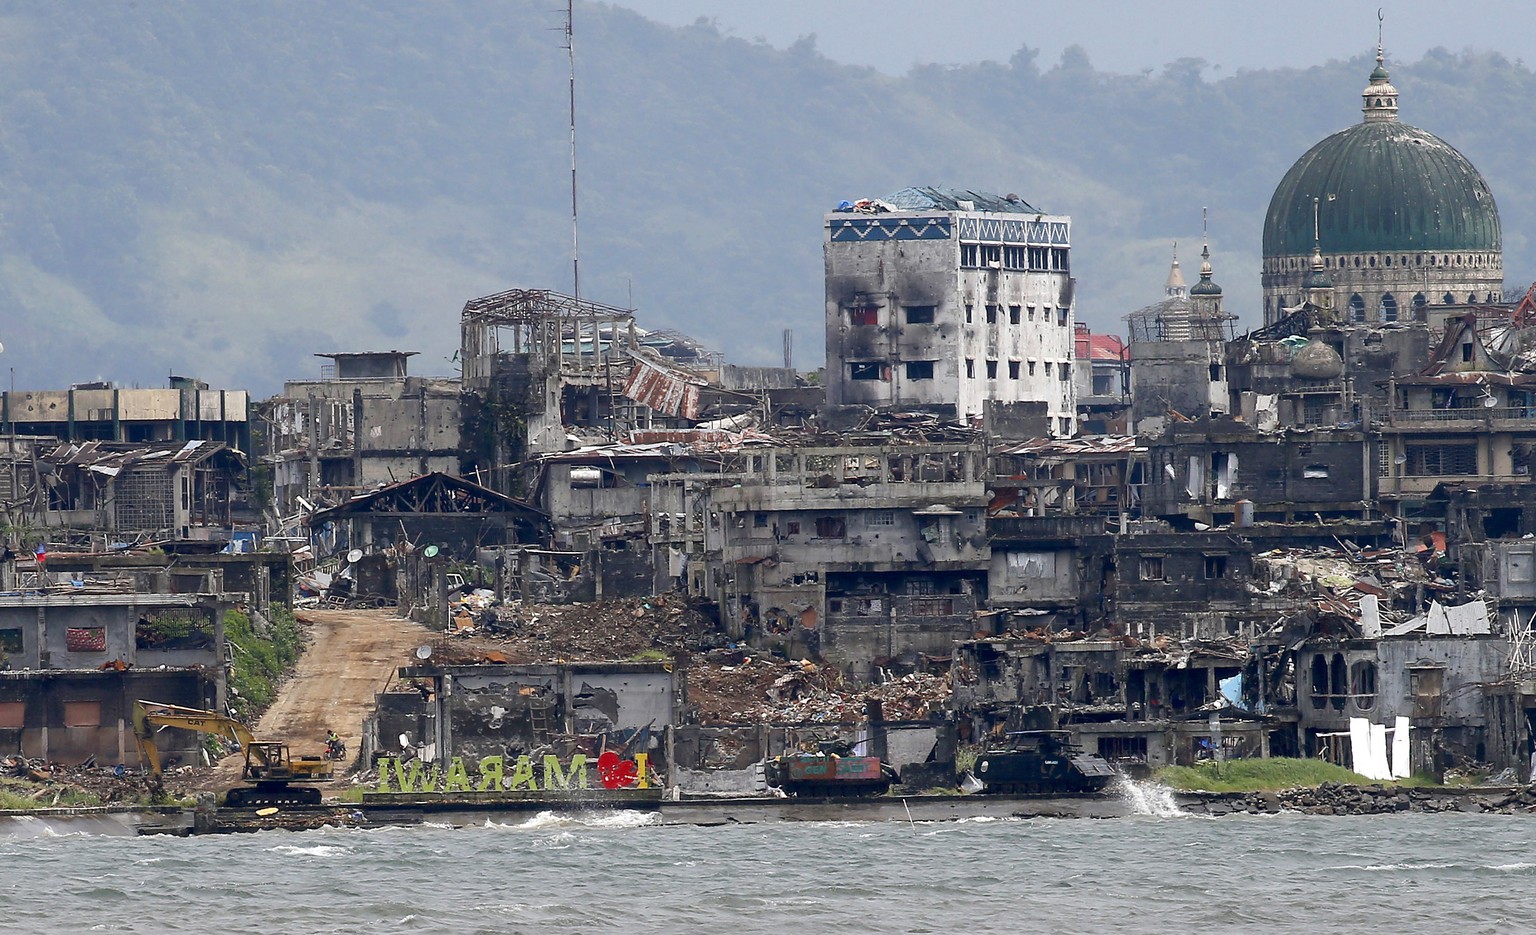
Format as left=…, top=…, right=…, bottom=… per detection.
left=1009, top=305, right=1021, bottom=325
left=814, top=516, right=846, bottom=539
left=1203, top=555, right=1228, bottom=579
left=904, top=305, right=936, bottom=324
left=848, top=362, right=884, bottom=382
left=1008, top=360, right=1021, bottom=380
left=965, top=358, right=975, bottom=379
left=1351, top=660, right=1377, bottom=711
left=986, top=360, right=998, bottom=379
left=905, top=360, right=935, bottom=380
left=1139, top=556, right=1164, bottom=581
left=986, top=305, right=998, bottom=324
left=1303, top=464, right=1330, bottom=479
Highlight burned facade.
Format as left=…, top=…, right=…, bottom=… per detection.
left=824, top=188, right=1077, bottom=434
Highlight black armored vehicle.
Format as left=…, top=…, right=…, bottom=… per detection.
left=973, top=730, right=1117, bottom=795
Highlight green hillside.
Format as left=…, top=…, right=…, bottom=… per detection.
left=0, top=2, right=1528, bottom=393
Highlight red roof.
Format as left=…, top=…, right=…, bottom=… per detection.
left=1074, top=332, right=1127, bottom=361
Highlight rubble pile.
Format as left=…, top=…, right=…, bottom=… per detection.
left=442, top=593, right=723, bottom=663
left=1189, top=782, right=1536, bottom=817
left=0, top=755, right=174, bottom=805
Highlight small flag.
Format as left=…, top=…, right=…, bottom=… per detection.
left=34, top=543, right=45, bottom=565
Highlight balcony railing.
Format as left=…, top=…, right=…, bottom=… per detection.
left=1390, top=407, right=1536, bottom=424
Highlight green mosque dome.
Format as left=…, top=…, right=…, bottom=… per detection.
left=1262, top=56, right=1500, bottom=259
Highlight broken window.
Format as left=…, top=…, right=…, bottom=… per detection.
left=1051, top=247, right=1070, bottom=272
left=867, top=511, right=895, bottom=527
left=1443, top=292, right=1455, bottom=305
left=1461, top=342, right=1474, bottom=362
left=848, top=362, right=884, bottom=382
left=1057, top=308, right=1068, bottom=326
left=0, top=629, right=21, bottom=654
left=1009, top=305, right=1021, bottom=325
left=1028, top=305, right=1036, bottom=321
left=1209, top=363, right=1222, bottom=382
left=1006, top=551, right=1056, bottom=577
left=1028, top=246, right=1048, bottom=270
left=986, top=305, right=998, bottom=324
left=1139, top=556, right=1164, bottom=581
left=1349, top=293, right=1366, bottom=322
left=1003, top=245, right=1026, bottom=269
left=905, top=305, right=936, bottom=324
left=1008, top=360, right=1021, bottom=380
left=135, top=610, right=214, bottom=651
left=1203, top=555, right=1228, bottom=579
left=965, top=304, right=974, bottom=323
left=1404, top=443, right=1476, bottom=476
left=1310, top=655, right=1329, bottom=709
left=960, top=244, right=979, bottom=267
left=1380, top=293, right=1398, bottom=322
left=753, top=513, right=768, bottom=528
left=905, top=360, right=935, bottom=380
left=1097, top=736, right=1147, bottom=762
left=986, top=360, right=998, bottom=379
left=965, top=359, right=975, bottom=379
left=0, top=702, right=22, bottom=729
left=1351, top=660, right=1377, bottom=710
left=981, top=245, right=1001, bottom=267
left=814, top=516, right=846, bottom=539
left=847, top=305, right=879, bottom=326
left=63, top=701, right=101, bottom=728
left=1028, top=361, right=1037, bottom=377
left=1059, top=362, right=1070, bottom=381
left=1302, top=464, right=1330, bottom=479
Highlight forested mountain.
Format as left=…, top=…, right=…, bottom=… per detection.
left=0, top=2, right=1530, bottom=392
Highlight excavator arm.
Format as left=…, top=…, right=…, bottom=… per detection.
left=132, top=700, right=255, bottom=777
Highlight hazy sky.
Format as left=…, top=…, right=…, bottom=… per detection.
left=608, top=0, right=1532, bottom=75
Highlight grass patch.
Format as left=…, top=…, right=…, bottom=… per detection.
left=1156, top=758, right=1372, bottom=792
left=629, top=649, right=670, bottom=663
left=225, top=606, right=306, bottom=722
left=333, top=786, right=367, bottom=804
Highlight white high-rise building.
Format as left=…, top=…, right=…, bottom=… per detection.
left=823, top=187, right=1077, bottom=436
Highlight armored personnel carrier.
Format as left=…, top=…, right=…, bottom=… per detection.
left=973, top=730, right=1117, bottom=795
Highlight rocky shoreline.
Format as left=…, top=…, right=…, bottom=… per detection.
left=1181, top=782, right=1536, bottom=817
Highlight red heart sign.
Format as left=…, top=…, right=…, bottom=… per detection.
left=597, top=750, right=638, bottom=789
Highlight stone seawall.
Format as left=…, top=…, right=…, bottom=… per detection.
left=1180, top=782, right=1536, bottom=817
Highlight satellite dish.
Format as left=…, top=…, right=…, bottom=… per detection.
left=416, top=644, right=433, bottom=660
left=347, top=548, right=364, bottom=563
left=423, top=545, right=439, bottom=558
left=399, top=733, right=412, bottom=749
left=1484, top=395, right=1499, bottom=408
left=1394, top=454, right=1407, bottom=465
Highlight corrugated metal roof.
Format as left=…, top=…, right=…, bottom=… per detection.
left=882, top=187, right=1042, bottom=214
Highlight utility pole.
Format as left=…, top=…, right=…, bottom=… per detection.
left=564, top=0, right=580, bottom=304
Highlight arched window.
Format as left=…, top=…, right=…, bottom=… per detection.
left=1329, top=653, right=1347, bottom=711
left=1413, top=293, right=1428, bottom=320
left=1310, top=656, right=1328, bottom=709
left=1351, top=660, right=1377, bottom=711
left=1468, top=293, right=1477, bottom=304
left=1443, top=292, right=1455, bottom=305
left=1379, top=293, right=1398, bottom=322
left=1349, top=293, right=1366, bottom=322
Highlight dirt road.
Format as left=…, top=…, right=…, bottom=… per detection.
left=208, top=607, right=430, bottom=791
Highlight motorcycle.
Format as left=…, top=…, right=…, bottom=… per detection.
left=325, top=738, right=347, bottom=761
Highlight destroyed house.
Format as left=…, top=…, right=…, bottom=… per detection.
left=37, top=440, right=246, bottom=542
left=1287, top=601, right=1507, bottom=774
left=823, top=187, right=1078, bottom=435
left=0, top=380, right=249, bottom=451
left=306, top=471, right=545, bottom=560
left=985, top=436, right=1146, bottom=630
left=710, top=442, right=989, bottom=680
left=1139, top=420, right=1377, bottom=530
left=264, top=351, right=463, bottom=518
left=1380, top=315, right=1536, bottom=502
left=0, top=593, right=232, bottom=766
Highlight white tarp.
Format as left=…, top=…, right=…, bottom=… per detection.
left=1349, top=716, right=1393, bottom=781
left=1392, top=716, right=1412, bottom=779
left=1382, top=600, right=1491, bottom=638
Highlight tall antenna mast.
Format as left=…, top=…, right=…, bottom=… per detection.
left=565, top=0, right=580, bottom=302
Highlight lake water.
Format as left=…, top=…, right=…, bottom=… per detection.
left=3, top=795, right=1535, bottom=934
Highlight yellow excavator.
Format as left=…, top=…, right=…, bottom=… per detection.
left=132, top=700, right=333, bottom=808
